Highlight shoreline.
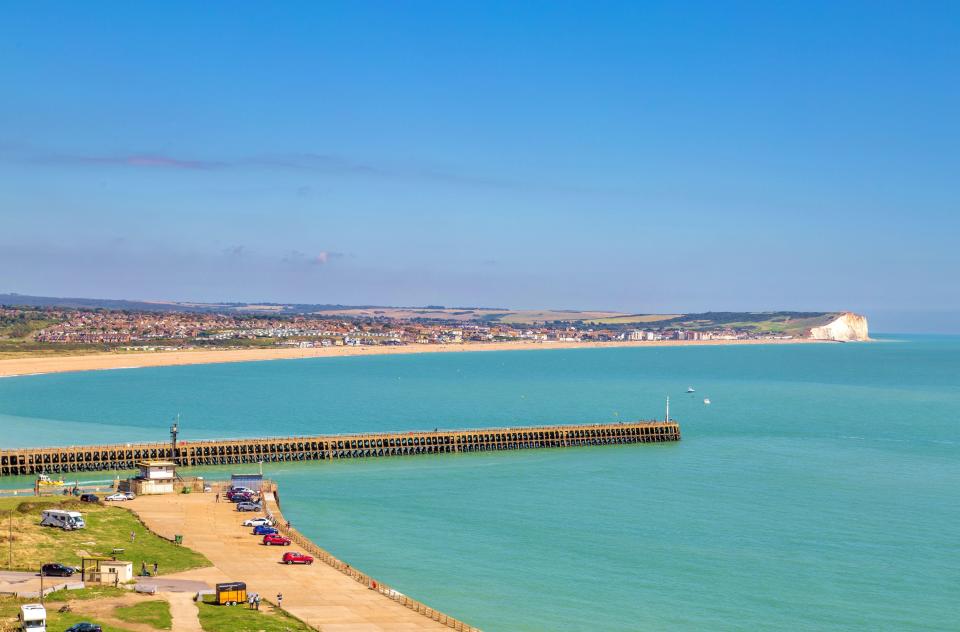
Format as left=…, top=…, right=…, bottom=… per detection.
left=131, top=483, right=471, bottom=631
left=0, top=338, right=832, bottom=378
left=261, top=485, right=479, bottom=630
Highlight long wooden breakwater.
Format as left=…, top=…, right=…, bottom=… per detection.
left=0, top=420, right=680, bottom=476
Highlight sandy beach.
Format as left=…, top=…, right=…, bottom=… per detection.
left=0, top=338, right=827, bottom=378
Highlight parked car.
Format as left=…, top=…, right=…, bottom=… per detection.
left=66, top=623, right=103, bottom=632
left=230, top=486, right=255, bottom=495
left=282, top=552, right=314, bottom=565
left=79, top=493, right=99, bottom=503
left=237, top=502, right=262, bottom=512
left=40, top=562, right=75, bottom=577
left=262, top=534, right=291, bottom=546
left=123, top=491, right=136, bottom=500
left=252, top=525, right=279, bottom=536
left=243, top=517, right=273, bottom=527
left=104, top=493, right=128, bottom=502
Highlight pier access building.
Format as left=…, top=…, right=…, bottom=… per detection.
left=130, top=460, right=177, bottom=495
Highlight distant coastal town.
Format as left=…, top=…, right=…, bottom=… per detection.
left=0, top=302, right=847, bottom=354
left=0, top=295, right=868, bottom=379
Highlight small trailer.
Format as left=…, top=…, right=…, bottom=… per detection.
left=39, top=509, right=85, bottom=530
left=215, top=581, right=247, bottom=606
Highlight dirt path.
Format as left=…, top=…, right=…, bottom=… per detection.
left=132, top=494, right=456, bottom=632
left=165, top=591, right=203, bottom=632
left=68, top=593, right=164, bottom=632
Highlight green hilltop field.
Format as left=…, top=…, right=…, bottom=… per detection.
left=496, top=310, right=842, bottom=335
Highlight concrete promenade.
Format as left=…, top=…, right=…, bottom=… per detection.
left=130, top=492, right=458, bottom=632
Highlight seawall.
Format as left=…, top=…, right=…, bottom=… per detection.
left=0, top=421, right=681, bottom=476
left=130, top=487, right=466, bottom=631
left=258, top=484, right=482, bottom=630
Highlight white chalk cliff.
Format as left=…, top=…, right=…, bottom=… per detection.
left=808, top=312, right=869, bottom=341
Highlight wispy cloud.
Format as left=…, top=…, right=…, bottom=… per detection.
left=44, top=152, right=224, bottom=170
left=312, top=251, right=345, bottom=265
left=244, top=153, right=387, bottom=177
left=222, top=245, right=248, bottom=257
left=281, top=250, right=308, bottom=264
left=0, top=141, right=618, bottom=194
left=282, top=250, right=345, bottom=265
left=2, top=143, right=488, bottom=182
left=0, top=141, right=518, bottom=190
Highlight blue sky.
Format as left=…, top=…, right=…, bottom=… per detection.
left=1, top=2, right=958, bottom=331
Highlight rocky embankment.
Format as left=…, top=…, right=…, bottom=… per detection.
left=809, top=312, right=870, bottom=341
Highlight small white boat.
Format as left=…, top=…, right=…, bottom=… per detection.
left=687, top=386, right=696, bottom=393
left=703, top=398, right=711, bottom=405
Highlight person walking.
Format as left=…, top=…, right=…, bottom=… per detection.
left=152, top=561, right=158, bottom=576
left=141, top=561, right=147, bottom=576
left=215, top=492, right=219, bottom=503
left=255, top=594, right=261, bottom=610
left=277, top=592, right=283, bottom=608
left=130, top=531, right=136, bottom=543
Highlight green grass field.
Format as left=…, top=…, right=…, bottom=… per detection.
left=115, top=599, right=172, bottom=629
left=671, top=313, right=836, bottom=335
left=584, top=314, right=682, bottom=325
left=0, top=497, right=210, bottom=575
left=496, top=310, right=624, bottom=324
left=197, top=602, right=314, bottom=632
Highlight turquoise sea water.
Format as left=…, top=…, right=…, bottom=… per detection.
left=1, top=336, right=958, bottom=630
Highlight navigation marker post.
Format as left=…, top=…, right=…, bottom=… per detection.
left=170, top=414, right=180, bottom=466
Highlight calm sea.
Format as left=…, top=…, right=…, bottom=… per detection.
left=1, top=336, right=958, bottom=631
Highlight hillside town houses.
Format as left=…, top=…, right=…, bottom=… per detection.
left=1, top=305, right=794, bottom=349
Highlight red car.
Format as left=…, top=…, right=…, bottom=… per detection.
left=282, top=552, right=314, bottom=565
left=262, top=534, right=291, bottom=546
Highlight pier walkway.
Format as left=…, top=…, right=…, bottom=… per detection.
left=131, top=492, right=458, bottom=632
left=0, top=421, right=682, bottom=476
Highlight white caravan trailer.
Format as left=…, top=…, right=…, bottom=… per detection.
left=39, top=509, right=85, bottom=530
left=18, top=603, right=46, bottom=631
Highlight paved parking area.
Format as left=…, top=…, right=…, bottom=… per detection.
left=131, top=493, right=455, bottom=632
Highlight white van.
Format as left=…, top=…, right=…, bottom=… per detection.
left=18, top=603, right=46, bottom=631
left=39, top=509, right=85, bottom=530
